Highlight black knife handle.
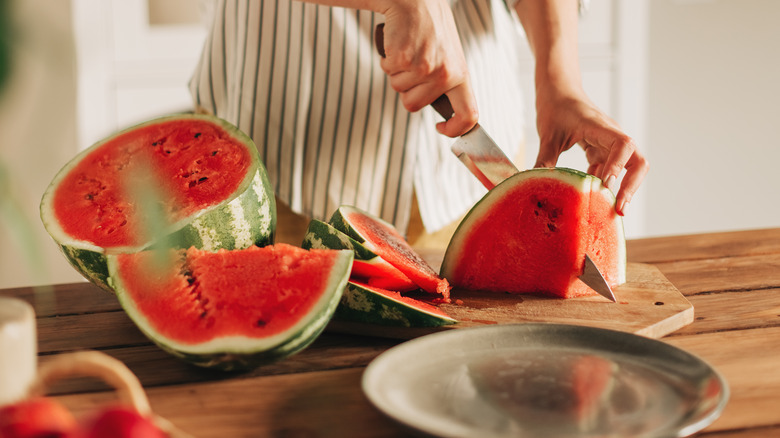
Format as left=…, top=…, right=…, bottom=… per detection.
left=374, top=23, right=455, bottom=121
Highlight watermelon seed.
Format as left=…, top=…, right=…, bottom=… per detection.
left=211, top=150, right=218, bottom=156
left=256, top=319, right=267, bottom=327
left=198, top=177, right=208, bottom=184
left=194, top=133, right=202, bottom=138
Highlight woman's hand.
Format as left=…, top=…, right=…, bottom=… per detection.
left=515, top=0, right=648, bottom=216
left=377, top=0, right=478, bottom=137
left=534, top=87, right=649, bottom=216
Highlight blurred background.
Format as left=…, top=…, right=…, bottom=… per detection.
left=1, top=0, right=778, bottom=289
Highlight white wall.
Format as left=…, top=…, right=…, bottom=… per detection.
left=0, top=0, right=84, bottom=289
left=643, top=0, right=780, bottom=237
left=0, top=0, right=207, bottom=289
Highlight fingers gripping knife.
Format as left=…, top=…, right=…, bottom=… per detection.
left=374, top=24, right=616, bottom=302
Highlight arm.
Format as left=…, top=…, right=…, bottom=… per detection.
left=515, top=0, right=648, bottom=215
left=302, top=0, right=478, bottom=137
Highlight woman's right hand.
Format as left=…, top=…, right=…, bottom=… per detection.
left=377, top=0, right=478, bottom=137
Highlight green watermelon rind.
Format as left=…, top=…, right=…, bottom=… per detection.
left=40, top=113, right=276, bottom=292
left=336, top=281, right=456, bottom=328
left=106, top=249, right=354, bottom=371
left=440, top=167, right=626, bottom=286
left=301, top=219, right=377, bottom=260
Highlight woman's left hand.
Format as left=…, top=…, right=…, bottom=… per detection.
left=533, top=88, right=649, bottom=216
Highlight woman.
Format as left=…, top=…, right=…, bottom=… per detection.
left=189, top=0, right=648, bottom=247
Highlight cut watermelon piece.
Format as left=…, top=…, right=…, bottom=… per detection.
left=302, top=219, right=418, bottom=291
left=440, top=168, right=626, bottom=298
left=329, top=206, right=451, bottom=302
left=107, top=244, right=353, bottom=370
left=337, top=281, right=456, bottom=328
left=40, top=114, right=275, bottom=291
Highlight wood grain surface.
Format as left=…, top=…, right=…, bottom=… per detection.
left=328, top=262, right=693, bottom=340
left=2, top=228, right=780, bottom=437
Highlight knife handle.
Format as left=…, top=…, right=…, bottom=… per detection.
left=374, top=23, right=455, bottom=121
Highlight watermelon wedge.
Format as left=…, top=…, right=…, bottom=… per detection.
left=303, top=214, right=456, bottom=328
left=302, top=219, right=418, bottom=291
left=40, top=114, right=275, bottom=291
left=337, top=281, right=456, bottom=328
left=329, top=206, right=451, bottom=302
left=440, top=168, right=626, bottom=298
left=107, top=244, right=353, bottom=370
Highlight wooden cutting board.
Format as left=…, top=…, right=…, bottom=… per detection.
left=327, top=262, right=693, bottom=340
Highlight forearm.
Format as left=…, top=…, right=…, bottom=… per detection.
left=514, top=0, right=583, bottom=99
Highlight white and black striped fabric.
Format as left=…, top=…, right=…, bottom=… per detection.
left=190, top=0, right=526, bottom=234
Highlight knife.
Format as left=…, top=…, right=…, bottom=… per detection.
left=374, top=24, right=518, bottom=190
left=374, top=24, right=616, bottom=302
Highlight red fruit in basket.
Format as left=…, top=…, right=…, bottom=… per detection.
left=74, top=406, right=164, bottom=438
left=0, top=397, right=77, bottom=438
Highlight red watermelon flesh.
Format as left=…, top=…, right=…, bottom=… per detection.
left=52, top=119, right=251, bottom=248
left=441, top=168, right=625, bottom=299
left=351, top=259, right=419, bottom=292
left=113, top=244, right=344, bottom=344
left=337, top=208, right=451, bottom=302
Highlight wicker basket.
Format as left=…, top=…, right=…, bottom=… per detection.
left=28, top=350, right=192, bottom=438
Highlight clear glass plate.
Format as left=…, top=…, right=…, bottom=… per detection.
left=362, top=323, right=728, bottom=438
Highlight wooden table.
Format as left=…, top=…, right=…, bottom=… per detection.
left=3, top=228, right=780, bottom=437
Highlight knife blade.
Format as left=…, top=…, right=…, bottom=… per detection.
left=580, top=254, right=617, bottom=302
left=374, top=24, right=616, bottom=301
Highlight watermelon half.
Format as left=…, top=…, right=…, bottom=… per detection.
left=440, top=168, right=626, bottom=298
left=107, top=244, right=353, bottom=370
left=40, top=114, right=275, bottom=291
left=329, top=206, right=451, bottom=302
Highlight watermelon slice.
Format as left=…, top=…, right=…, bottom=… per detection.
left=40, top=114, right=275, bottom=291
left=329, top=206, right=451, bottom=302
left=302, top=215, right=456, bottom=327
left=336, top=281, right=456, bottom=328
left=440, top=168, right=626, bottom=298
left=302, top=219, right=418, bottom=291
left=107, top=244, right=353, bottom=370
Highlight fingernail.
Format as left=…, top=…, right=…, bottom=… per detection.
left=619, top=199, right=629, bottom=216
left=604, top=175, right=617, bottom=192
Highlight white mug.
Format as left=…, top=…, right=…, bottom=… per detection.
left=0, top=296, right=37, bottom=406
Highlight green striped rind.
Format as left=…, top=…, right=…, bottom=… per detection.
left=301, top=219, right=375, bottom=260
left=60, top=245, right=111, bottom=291
left=159, top=168, right=275, bottom=251
left=440, top=167, right=626, bottom=284
left=336, top=282, right=456, bottom=328
left=106, top=249, right=353, bottom=371
left=39, top=114, right=276, bottom=292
